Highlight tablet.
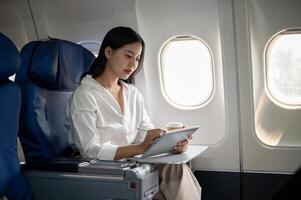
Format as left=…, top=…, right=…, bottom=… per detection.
left=141, top=126, right=200, bottom=158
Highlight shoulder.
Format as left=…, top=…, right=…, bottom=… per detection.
left=69, top=84, right=98, bottom=110
left=74, top=85, right=95, bottom=99
left=73, top=75, right=103, bottom=101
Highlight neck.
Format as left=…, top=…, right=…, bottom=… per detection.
left=94, top=68, right=119, bottom=89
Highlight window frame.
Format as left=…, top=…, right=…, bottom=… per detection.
left=77, top=40, right=101, bottom=57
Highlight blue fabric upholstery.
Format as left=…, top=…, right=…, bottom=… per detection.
left=15, top=38, right=95, bottom=163
left=0, top=33, right=19, bottom=80
left=0, top=33, right=32, bottom=200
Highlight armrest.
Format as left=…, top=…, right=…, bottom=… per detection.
left=22, top=158, right=154, bottom=179
left=22, top=158, right=85, bottom=172
left=22, top=159, right=159, bottom=200
left=21, top=158, right=140, bottom=174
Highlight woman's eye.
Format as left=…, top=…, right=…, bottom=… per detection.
left=126, top=55, right=132, bottom=58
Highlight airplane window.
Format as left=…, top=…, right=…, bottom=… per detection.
left=78, top=40, right=101, bottom=57
left=265, top=30, right=301, bottom=108
left=159, top=36, right=214, bottom=110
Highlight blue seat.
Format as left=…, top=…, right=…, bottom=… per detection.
left=14, top=38, right=100, bottom=198
left=15, top=38, right=95, bottom=164
left=15, top=38, right=158, bottom=200
left=0, top=33, right=32, bottom=200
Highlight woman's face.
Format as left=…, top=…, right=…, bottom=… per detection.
left=105, top=42, right=142, bottom=80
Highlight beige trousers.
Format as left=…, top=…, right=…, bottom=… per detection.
left=153, top=164, right=202, bottom=200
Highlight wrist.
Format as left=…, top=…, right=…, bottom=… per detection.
left=138, top=143, right=147, bottom=154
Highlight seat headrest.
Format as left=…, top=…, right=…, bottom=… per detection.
left=0, top=33, right=20, bottom=80
left=29, top=39, right=95, bottom=91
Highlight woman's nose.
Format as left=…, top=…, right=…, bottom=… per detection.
left=129, top=61, right=136, bottom=68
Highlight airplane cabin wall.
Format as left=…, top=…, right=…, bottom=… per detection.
left=0, top=0, right=37, bottom=49
left=136, top=0, right=241, bottom=172
left=28, top=0, right=138, bottom=42
left=27, top=0, right=149, bottom=113
left=0, top=0, right=300, bottom=175
left=235, top=0, right=301, bottom=173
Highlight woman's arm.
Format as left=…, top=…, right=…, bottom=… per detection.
left=114, top=144, right=145, bottom=160
left=67, top=91, right=120, bottom=160
left=114, top=128, right=165, bottom=160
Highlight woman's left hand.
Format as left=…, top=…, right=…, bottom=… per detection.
left=173, top=135, right=192, bottom=154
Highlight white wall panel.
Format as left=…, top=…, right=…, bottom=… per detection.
left=235, top=0, right=301, bottom=173
left=28, top=0, right=138, bottom=43
left=0, top=0, right=37, bottom=49
left=250, top=0, right=301, bottom=148
left=136, top=0, right=240, bottom=171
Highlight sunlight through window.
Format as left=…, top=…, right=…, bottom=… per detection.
left=159, top=36, right=214, bottom=109
left=266, top=31, right=301, bottom=107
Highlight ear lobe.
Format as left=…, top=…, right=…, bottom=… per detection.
left=104, top=47, right=112, bottom=59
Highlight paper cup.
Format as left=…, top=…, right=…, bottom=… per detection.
left=166, top=122, right=184, bottom=131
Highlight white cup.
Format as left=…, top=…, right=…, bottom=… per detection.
left=166, top=122, right=184, bottom=131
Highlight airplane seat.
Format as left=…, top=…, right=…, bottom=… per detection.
left=15, top=38, right=95, bottom=165
left=0, top=33, right=33, bottom=200
left=15, top=38, right=159, bottom=200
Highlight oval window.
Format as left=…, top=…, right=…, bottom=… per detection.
left=159, top=35, right=214, bottom=109
left=265, top=30, right=301, bottom=107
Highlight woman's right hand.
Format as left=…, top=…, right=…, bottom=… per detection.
left=140, top=129, right=166, bottom=152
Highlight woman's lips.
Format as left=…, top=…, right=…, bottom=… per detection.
left=124, top=69, right=132, bottom=74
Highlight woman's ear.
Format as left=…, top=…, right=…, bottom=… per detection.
left=104, top=47, right=112, bottom=59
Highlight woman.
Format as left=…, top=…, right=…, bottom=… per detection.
left=65, top=26, right=201, bottom=200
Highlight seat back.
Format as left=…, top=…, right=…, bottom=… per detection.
left=15, top=39, right=95, bottom=163
left=0, top=33, right=32, bottom=200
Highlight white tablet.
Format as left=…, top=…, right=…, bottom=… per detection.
left=141, top=126, right=200, bottom=158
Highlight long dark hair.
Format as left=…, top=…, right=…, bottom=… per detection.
left=85, top=26, right=145, bottom=84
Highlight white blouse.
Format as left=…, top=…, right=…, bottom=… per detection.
left=65, top=75, right=154, bottom=160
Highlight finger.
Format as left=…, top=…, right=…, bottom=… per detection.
left=176, top=145, right=187, bottom=152
left=176, top=143, right=188, bottom=151
left=177, top=140, right=188, bottom=146
left=154, top=132, right=162, bottom=139
left=148, top=131, right=161, bottom=140
left=174, top=144, right=187, bottom=150
left=156, top=129, right=166, bottom=137
left=173, top=146, right=181, bottom=152
left=153, top=129, right=163, bottom=137
left=174, top=146, right=187, bottom=153
left=158, top=131, right=163, bottom=136
left=180, top=145, right=188, bottom=151
left=181, top=146, right=188, bottom=153
left=176, top=142, right=184, bottom=146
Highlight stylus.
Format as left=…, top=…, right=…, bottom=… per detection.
left=137, top=128, right=165, bottom=136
